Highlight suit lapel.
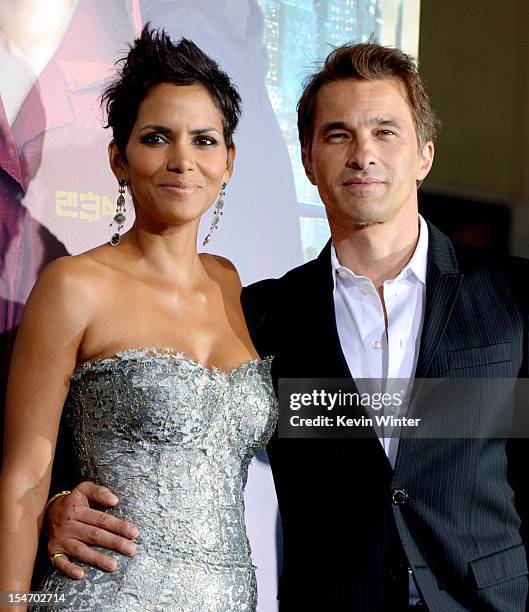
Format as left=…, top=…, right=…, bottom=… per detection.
left=414, top=223, right=463, bottom=380
left=309, top=242, right=391, bottom=467
left=394, top=224, right=463, bottom=474
left=313, top=228, right=462, bottom=381
left=306, top=226, right=463, bottom=476
left=308, top=240, right=352, bottom=379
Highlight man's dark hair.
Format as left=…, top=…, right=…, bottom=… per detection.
left=297, top=42, right=440, bottom=154
left=102, top=25, right=241, bottom=152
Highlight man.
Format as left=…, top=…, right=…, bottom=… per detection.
left=43, top=43, right=529, bottom=610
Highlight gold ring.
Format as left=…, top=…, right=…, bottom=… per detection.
left=50, top=552, right=65, bottom=567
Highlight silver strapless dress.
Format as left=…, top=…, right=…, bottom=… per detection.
left=36, top=348, right=277, bottom=611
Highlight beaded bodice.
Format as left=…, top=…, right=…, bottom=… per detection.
left=38, top=347, right=277, bottom=611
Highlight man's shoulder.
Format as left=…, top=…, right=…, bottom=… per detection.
left=437, top=233, right=529, bottom=312
left=428, top=221, right=529, bottom=277
left=453, top=240, right=529, bottom=277
left=243, top=257, right=322, bottom=302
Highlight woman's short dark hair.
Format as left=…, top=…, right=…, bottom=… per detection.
left=102, top=25, right=241, bottom=153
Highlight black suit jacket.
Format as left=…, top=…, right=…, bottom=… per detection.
left=241, top=222, right=529, bottom=611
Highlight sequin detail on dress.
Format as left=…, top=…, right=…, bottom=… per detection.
left=36, top=348, right=277, bottom=611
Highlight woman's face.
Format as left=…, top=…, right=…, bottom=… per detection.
left=110, top=82, right=234, bottom=231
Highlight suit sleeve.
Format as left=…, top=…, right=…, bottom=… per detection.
left=241, top=279, right=278, bottom=358
left=507, top=287, right=529, bottom=558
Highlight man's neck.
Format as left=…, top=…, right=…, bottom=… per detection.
left=331, top=211, right=420, bottom=292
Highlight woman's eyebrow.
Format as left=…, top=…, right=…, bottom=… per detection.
left=138, top=124, right=173, bottom=134
left=138, top=125, right=222, bottom=135
left=190, top=127, right=222, bottom=135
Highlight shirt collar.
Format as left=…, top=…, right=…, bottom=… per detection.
left=330, top=214, right=429, bottom=290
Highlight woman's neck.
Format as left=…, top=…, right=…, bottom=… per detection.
left=123, top=223, right=210, bottom=289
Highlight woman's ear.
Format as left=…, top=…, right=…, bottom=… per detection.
left=223, top=143, right=236, bottom=183
left=108, top=140, right=128, bottom=180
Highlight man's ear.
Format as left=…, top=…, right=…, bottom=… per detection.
left=108, top=140, right=127, bottom=180
left=301, top=146, right=316, bottom=185
left=223, top=143, right=236, bottom=184
left=417, top=141, right=434, bottom=182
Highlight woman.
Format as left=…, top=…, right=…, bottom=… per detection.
left=0, top=26, right=277, bottom=611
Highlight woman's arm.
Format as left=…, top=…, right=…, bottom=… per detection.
left=0, top=258, right=91, bottom=606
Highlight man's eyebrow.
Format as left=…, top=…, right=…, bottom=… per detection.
left=319, top=118, right=404, bottom=132
left=320, top=121, right=348, bottom=133
left=371, top=117, right=403, bottom=128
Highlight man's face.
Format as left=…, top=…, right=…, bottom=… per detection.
left=302, top=78, right=434, bottom=230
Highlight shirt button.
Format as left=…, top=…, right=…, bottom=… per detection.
left=337, top=269, right=347, bottom=279
left=392, top=488, right=409, bottom=505
left=360, top=284, right=371, bottom=295
left=371, top=340, right=382, bottom=349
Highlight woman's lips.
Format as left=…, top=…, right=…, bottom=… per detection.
left=159, top=182, right=202, bottom=196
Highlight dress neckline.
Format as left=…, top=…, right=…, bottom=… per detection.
left=73, top=346, right=273, bottom=378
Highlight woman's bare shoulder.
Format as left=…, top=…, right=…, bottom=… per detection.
left=34, top=246, right=120, bottom=303
left=200, top=253, right=242, bottom=287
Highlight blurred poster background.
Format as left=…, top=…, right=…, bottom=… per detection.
left=255, top=0, right=420, bottom=262
left=0, top=1, right=420, bottom=609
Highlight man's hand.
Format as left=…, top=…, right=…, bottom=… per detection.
left=45, top=482, right=139, bottom=579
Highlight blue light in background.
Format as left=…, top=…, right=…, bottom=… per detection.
left=256, top=0, right=405, bottom=260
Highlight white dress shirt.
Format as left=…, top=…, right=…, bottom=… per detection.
left=331, top=214, right=429, bottom=604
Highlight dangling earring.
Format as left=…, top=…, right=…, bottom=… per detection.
left=202, top=182, right=226, bottom=246
left=109, top=178, right=127, bottom=246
